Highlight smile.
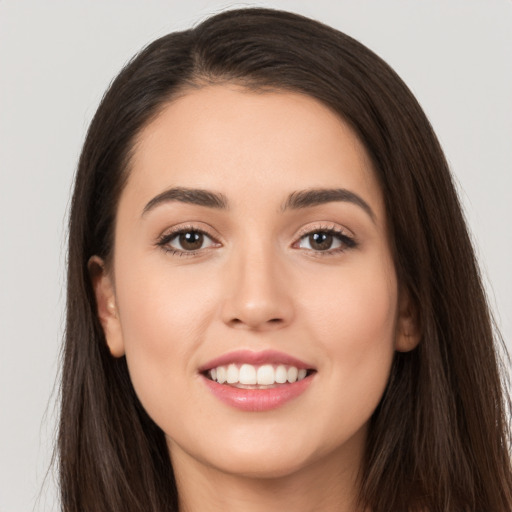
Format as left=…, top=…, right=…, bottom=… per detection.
left=199, top=350, right=316, bottom=411
left=207, top=364, right=309, bottom=387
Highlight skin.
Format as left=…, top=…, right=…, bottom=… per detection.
left=91, top=85, right=419, bottom=512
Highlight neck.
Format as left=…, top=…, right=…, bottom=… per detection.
left=170, top=434, right=366, bottom=512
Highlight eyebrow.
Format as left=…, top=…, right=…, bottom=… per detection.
left=282, top=188, right=375, bottom=222
left=142, top=186, right=375, bottom=222
left=142, top=187, right=229, bottom=215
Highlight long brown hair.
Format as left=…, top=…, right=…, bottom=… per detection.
left=60, top=7, right=512, bottom=511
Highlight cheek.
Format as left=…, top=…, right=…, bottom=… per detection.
left=331, top=274, right=396, bottom=356
left=304, top=255, right=396, bottom=328
left=116, top=255, right=217, bottom=342
left=302, top=256, right=397, bottom=405
left=113, top=258, right=218, bottom=413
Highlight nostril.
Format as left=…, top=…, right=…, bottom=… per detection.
left=228, top=317, right=284, bottom=329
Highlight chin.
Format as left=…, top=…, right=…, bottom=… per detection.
left=198, top=422, right=367, bottom=481
left=208, top=450, right=314, bottom=480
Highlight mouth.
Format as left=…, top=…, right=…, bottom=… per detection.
left=202, top=363, right=315, bottom=389
left=199, top=350, right=316, bottom=411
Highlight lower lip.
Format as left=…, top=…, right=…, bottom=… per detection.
left=201, top=374, right=314, bottom=412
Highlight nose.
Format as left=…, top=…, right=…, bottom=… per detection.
left=220, top=244, right=294, bottom=331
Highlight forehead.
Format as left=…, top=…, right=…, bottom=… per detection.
left=123, top=85, right=384, bottom=219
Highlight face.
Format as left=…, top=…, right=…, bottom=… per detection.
left=92, top=85, right=417, bottom=482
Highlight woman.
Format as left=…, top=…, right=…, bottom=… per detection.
left=59, top=7, right=512, bottom=511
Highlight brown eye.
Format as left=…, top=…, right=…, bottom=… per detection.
left=164, top=230, right=216, bottom=253
left=178, top=231, right=204, bottom=251
left=296, top=229, right=355, bottom=253
left=308, top=232, right=333, bottom=251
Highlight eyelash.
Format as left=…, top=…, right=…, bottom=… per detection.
left=156, top=225, right=218, bottom=257
left=294, top=224, right=357, bottom=256
left=156, top=224, right=357, bottom=257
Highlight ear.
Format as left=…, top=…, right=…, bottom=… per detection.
left=395, top=287, right=420, bottom=353
left=88, top=256, right=125, bottom=357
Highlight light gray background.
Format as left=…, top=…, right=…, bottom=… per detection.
left=1, top=1, right=511, bottom=510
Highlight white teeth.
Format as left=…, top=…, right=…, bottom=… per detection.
left=239, top=364, right=257, bottom=385
left=216, top=366, right=227, bottom=384
left=256, top=364, right=275, bottom=385
left=226, top=364, right=239, bottom=384
left=208, top=363, right=311, bottom=386
left=287, top=366, right=298, bottom=383
left=275, top=365, right=287, bottom=383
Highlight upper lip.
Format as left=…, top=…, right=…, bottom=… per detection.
left=198, top=349, right=314, bottom=372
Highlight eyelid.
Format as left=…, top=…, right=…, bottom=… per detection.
left=155, top=221, right=357, bottom=257
left=292, top=223, right=358, bottom=254
left=156, top=223, right=222, bottom=255
left=294, top=222, right=355, bottom=241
